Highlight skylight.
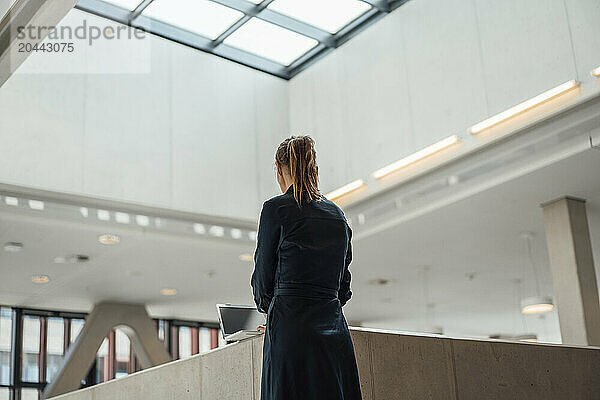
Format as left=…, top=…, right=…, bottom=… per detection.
left=267, top=0, right=372, bottom=34
left=76, top=0, right=408, bottom=79
left=224, top=17, right=318, bottom=66
left=142, top=0, right=244, bottom=40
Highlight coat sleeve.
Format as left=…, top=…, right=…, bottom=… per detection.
left=251, top=201, right=281, bottom=314
left=339, top=225, right=353, bottom=307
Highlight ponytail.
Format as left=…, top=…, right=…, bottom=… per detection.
left=275, top=135, right=321, bottom=205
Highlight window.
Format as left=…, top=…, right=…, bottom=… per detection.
left=178, top=327, right=192, bottom=359
left=199, top=328, right=212, bottom=353
left=46, top=318, right=65, bottom=383
left=114, top=329, right=130, bottom=379
left=22, top=316, right=41, bottom=383
left=0, top=306, right=220, bottom=395
left=70, top=319, right=84, bottom=343
left=0, top=308, right=11, bottom=386
left=21, top=388, right=39, bottom=400
left=96, top=338, right=109, bottom=383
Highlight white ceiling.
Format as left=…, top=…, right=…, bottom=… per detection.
left=1, top=148, right=599, bottom=343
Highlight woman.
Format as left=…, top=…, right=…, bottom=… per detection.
left=251, top=135, right=362, bottom=400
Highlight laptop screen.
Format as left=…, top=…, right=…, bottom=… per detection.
left=217, top=305, right=265, bottom=336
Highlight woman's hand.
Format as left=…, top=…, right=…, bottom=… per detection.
left=257, top=313, right=267, bottom=333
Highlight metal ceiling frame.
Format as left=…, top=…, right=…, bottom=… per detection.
left=74, top=0, right=410, bottom=79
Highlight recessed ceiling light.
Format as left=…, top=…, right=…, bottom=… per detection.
left=447, top=175, right=460, bottom=186
left=205, top=269, right=216, bottom=278
left=115, top=212, right=130, bottom=224
left=80, top=207, right=89, bottom=217
left=591, top=66, right=600, bottom=78
left=135, top=215, right=150, bottom=226
left=160, top=288, right=177, bottom=296
left=98, top=234, right=120, bottom=245
left=67, top=254, right=90, bottom=263
left=209, top=226, right=225, bottom=237
left=368, top=278, right=392, bottom=286
left=4, top=242, right=23, bottom=252
left=97, top=209, right=110, bottom=221
left=193, top=223, right=206, bottom=234
left=32, top=275, right=50, bottom=284
left=248, top=231, right=257, bottom=241
left=28, top=200, right=44, bottom=210
left=231, top=229, right=243, bottom=239
left=239, top=253, right=253, bottom=262
left=53, top=256, right=66, bottom=264
left=521, top=296, right=554, bottom=314
left=4, top=196, right=18, bottom=206
left=357, top=213, right=365, bottom=225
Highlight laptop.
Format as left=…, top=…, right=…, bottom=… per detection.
left=216, top=304, right=265, bottom=342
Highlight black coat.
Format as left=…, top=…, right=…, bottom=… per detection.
left=251, top=186, right=362, bottom=400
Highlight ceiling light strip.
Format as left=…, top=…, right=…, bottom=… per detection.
left=326, top=179, right=366, bottom=201
left=373, top=135, right=461, bottom=179
left=470, top=80, right=579, bottom=135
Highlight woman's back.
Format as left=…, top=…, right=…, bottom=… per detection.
left=266, top=187, right=350, bottom=293
left=251, top=135, right=361, bottom=400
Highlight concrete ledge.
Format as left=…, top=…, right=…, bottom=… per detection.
left=50, top=328, right=600, bottom=400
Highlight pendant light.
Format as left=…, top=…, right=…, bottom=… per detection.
left=520, top=232, right=554, bottom=314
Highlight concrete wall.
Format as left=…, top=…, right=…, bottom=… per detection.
left=286, top=0, right=600, bottom=193
left=49, top=328, right=600, bottom=400
left=2, top=1, right=600, bottom=216
left=0, top=9, right=287, bottom=220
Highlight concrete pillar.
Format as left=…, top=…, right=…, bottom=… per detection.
left=541, top=197, right=600, bottom=346
left=42, top=302, right=172, bottom=399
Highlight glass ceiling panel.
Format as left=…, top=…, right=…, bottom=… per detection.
left=100, top=0, right=143, bottom=11
left=75, top=0, right=403, bottom=78
left=268, top=0, right=372, bottom=34
left=224, top=17, right=318, bottom=66
left=143, top=0, right=244, bottom=40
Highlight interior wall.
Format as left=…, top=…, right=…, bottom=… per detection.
left=287, top=0, right=600, bottom=194
left=0, top=10, right=287, bottom=220
left=1, top=0, right=599, bottom=217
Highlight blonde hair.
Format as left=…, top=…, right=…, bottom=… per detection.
left=275, top=135, right=321, bottom=205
